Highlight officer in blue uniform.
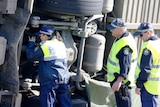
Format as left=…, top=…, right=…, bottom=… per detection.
left=106, top=18, right=137, bottom=107
left=26, top=26, right=72, bottom=107
left=112, top=33, right=133, bottom=107
left=134, top=22, right=160, bottom=107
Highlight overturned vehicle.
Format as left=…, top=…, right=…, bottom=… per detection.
left=0, top=0, right=142, bottom=107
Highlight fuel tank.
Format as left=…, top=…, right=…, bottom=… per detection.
left=83, top=34, right=106, bottom=73
left=102, top=0, right=114, bottom=13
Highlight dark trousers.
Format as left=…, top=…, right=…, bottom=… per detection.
left=114, top=88, right=131, bottom=107
left=140, top=87, right=158, bottom=107
left=40, top=84, right=72, bottom=107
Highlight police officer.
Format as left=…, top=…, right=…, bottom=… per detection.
left=26, top=26, right=72, bottom=107
left=106, top=18, right=137, bottom=107
left=133, top=22, right=160, bottom=107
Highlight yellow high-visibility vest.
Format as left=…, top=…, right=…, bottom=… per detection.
left=106, top=34, right=137, bottom=86
left=41, top=39, right=67, bottom=61
left=135, top=39, right=160, bottom=95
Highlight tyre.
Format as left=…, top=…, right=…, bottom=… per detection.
left=35, top=0, right=103, bottom=16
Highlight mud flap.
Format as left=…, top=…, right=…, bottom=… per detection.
left=84, top=76, right=141, bottom=107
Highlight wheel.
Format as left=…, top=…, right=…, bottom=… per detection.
left=35, top=0, right=103, bottom=16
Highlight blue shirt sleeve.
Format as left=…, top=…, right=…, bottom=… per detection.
left=136, top=49, right=152, bottom=88
left=26, top=41, right=44, bottom=61
left=116, top=46, right=132, bottom=79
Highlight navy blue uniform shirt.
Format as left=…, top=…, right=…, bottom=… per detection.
left=136, top=35, right=159, bottom=88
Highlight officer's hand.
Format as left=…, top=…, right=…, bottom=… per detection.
left=29, top=36, right=36, bottom=42
left=111, top=81, right=122, bottom=92
left=135, top=87, right=141, bottom=95
left=111, top=76, right=124, bottom=92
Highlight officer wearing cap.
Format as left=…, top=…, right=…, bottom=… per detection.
left=26, top=26, right=72, bottom=107
left=106, top=18, right=137, bottom=107
left=134, top=22, right=160, bottom=107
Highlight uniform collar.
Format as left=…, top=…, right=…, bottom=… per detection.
left=121, top=31, right=129, bottom=38
left=116, top=31, right=129, bottom=41
left=147, top=35, right=159, bottom=41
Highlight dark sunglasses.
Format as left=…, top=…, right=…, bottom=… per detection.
left=140, top=34, right=143, bottom=37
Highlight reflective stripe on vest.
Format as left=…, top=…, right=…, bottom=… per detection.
left=135, top=39, right=160, bottom=95
left=108, top=57, right=137, bottom=67
left=135, top=63, right=160, bottom=81
left=106, top=34, right=137, bottom=86
left=41, top=39, right=67, bottom=61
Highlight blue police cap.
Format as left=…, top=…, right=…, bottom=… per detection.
left=107, top=18, right=126, bottom=30
left=36, top=26, right=54, bottom=36
left=133, top=22, right=153, bottom=36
